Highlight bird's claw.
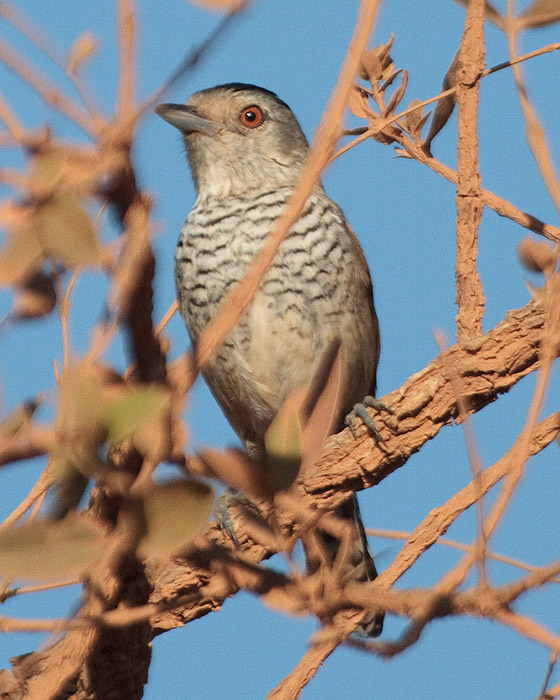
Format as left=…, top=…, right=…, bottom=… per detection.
left=345, top=396, right=394, bottom=442
left=214, top=488, right=267, bottom=546
left=214, top=489, right=246, bottom=545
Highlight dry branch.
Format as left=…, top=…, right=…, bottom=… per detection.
left=1, top=2, right=559, bottom=698
left=335, top=43, right=560, bottom=244
left=454, top=0, right=486, bottom=343
left=148, top=286, right=550, bottom=632
left=377, top=412, right=560, bottom=587
left=505, top=7, right=560, bottom=218
left=305, top=292, right=545, bottom=507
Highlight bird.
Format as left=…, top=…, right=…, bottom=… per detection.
left=156, top=83, right=384, bottom=636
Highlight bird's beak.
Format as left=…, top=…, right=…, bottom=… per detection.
left=155, top=103, right=219, bottom=135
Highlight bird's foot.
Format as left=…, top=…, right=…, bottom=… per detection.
left=344, top=396, right=394, bottom=442
left=214, top=488, right=269, bottom=546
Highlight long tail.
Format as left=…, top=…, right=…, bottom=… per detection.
left=342, top=495, right=384, bottom=637
left=306, top=494, right=384, bottom=637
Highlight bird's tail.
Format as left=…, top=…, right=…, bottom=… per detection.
left=306, top=494, right=384, bottom=637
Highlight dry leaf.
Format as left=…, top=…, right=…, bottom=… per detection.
left=347, top=88, right=374, bottom=120
left=384, top=70, right=408, bottom=117
left=0, top=214, right=43, bottom=286
left=520, top=0, right=560, bottom=29
left=300, top=341, right=345, bottom=473
left=261, top=583, right=309, bottom=616
left=359, top=37, right=395, bottom=83
left=517, top=237, right=558, bottom=274
left=68, top=32, right=99, bottom=74
left=423, top=49, right=460, bottom=153
left=405, top=100, right=431, bottom=142
left=12, top=270, right=57, bottom=320
left=58, top=365, right=106, bottom=446
left=0, top=395, right=43, bottom=436
left=198, top=447, right=273, bottom=499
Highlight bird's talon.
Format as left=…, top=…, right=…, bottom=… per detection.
left=344, top=413, right=359, bottom=439
left=362, top=395, right=395, bottom=416
left=345, top=397, right=391, bottom=443
left=214, top=489, right=252, bottom=546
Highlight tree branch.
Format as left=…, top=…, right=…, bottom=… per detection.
left=454, top=0, right=486, bottom=342
left=148, top=286, right=550, bottom=631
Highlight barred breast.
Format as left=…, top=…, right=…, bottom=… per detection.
left=174, top=186, right=379, bottom=453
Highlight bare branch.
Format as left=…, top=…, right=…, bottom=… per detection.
left=0, top=40, right=95, bottom=136
left=505, top=6, right=560, bottom=217
left=454, top=0, right=486, bottom=343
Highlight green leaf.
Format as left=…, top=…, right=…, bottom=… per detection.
left=0, top=513, right=105, bottom=580
left=136, top=480, right=213, bottom=558
left=104, top=385, right=170, bottom=443
left=263, top=389, right=304, bottom=492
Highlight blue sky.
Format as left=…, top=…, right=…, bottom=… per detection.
left=1, top=1, right=559, bottom=698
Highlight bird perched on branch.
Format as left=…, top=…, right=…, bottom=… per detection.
left=157, top=83, right=384, bottom=636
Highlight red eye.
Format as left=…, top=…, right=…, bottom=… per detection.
left=240, top=105, right=264, bottom=128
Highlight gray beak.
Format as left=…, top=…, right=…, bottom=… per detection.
left=155, top=103, right=219, bottom=135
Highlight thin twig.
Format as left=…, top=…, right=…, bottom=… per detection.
left=434, top=330, right=487, bottom=586
left=536, top=653, right=558, bottom=700
left=398, top=133, right=560, bottom=243
left=0, top=468, right=52, bottom=531
left=0, top=40, right=94, bottom=136
left=374, top=413, right=560, bottom=588
left=334, top=43, right=560, bottom=161
left=58, top=269, right=79, bottom=374
left=0, top=577, right=80, bottom=602
left=505, top=6, right=560, bottom=218
left=137, top=9, right=245, bottom=120
left=115, top=0, right=135, bottom=123
left=366, top=528, right=560, bottom=583
left=0, top=93, right=26, bottom=142
left=155, top=299, right=178, bottom=336
left=0, top=2, right=102, bottom=121
left=439, top=343, right=556, bottom=592
left=333, top=43, right=560, bottom=244
left=493, top=608, right=560, bottom=656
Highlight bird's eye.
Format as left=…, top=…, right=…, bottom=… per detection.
left=240, top=105, right=264, bottom=128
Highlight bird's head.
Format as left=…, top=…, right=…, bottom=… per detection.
left=156, top=83, right=309, bottom=198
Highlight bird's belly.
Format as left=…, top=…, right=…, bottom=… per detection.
left=200, top=282, right=327, bottom=438
left=178, top=258, right=333, bottom=443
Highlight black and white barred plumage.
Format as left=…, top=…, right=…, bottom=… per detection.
left=157, top=84, right=383, bottom=636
